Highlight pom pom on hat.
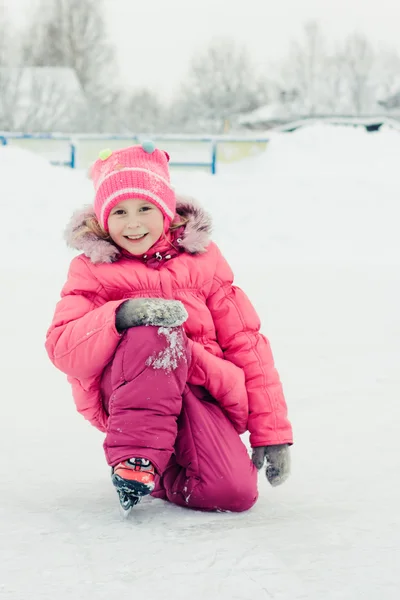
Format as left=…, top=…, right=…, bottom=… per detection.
left=98, top=148, right=113, bottom=161
left=141, top=140, right=156, bottom=154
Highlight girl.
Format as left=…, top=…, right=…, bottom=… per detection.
left=46, top=142, right=293, bottom=515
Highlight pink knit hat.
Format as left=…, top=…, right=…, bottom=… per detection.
left=91, top=141, right=176, bottom=231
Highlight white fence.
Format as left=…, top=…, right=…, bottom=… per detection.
left=0, top=133, right=270, bottom=174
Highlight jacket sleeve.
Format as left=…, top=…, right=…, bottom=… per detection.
left=187, top=339, right=249, bottom=434
left=206, top=244, right=293, bottom=448
left=45, top=256, right=126, bottom=379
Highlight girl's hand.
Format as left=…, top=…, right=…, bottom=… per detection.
left=116, top=298, right=188, bottom=331
left=251, top=444, right=291, bottom=487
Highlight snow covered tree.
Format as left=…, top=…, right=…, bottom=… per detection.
left=274, top=23, right=400, bottom=117
left=174, top=38, right=268, bottom=132
left=0, top=2, right=90, bottom=133
left=0, top=1, right=8, bottom=66
left=0, top=6, right=22, bottom=130
left=120, top=88, right=167, bottom=133
left=375, top=51, right=400, bottom=106
left=332, top=35, right=400, bottom=115
left=342, top=34, right=375, bottom=115
left=22, top=0, right=119, bottom=131
left=0, top=66, right=87, bottom=132
left=318, top=50, right=348, bottom=114
left=278, top=21, right=326, bottom=116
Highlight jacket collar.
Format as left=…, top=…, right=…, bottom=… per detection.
left=64, top=195, right=212, bottom=265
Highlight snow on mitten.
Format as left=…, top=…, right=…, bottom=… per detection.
left=116, top=298, right=188, bottom=331
left=252, top=444, right=291, bottom=487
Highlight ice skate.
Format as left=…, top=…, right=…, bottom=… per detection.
left=111, top=458, right=155, bottom=516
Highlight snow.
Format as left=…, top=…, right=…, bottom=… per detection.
left=146, top=327, right=187, bottom=372
left=1, top=124, right=400, bottom=599
left=238, top=101, right=300, bottom=125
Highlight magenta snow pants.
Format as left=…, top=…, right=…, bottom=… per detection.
left=101, top=326, right=258, bottom=512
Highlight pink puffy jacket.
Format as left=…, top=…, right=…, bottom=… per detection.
left=45, top=196, right=293, bottom=448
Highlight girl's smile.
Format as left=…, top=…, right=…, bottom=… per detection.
left=107, top=198, right=164, bottom=255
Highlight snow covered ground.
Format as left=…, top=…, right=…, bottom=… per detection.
left=1, top=125, right=399, bottom=599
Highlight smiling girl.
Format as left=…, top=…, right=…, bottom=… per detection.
left=45, top=142, right=293, bottom=516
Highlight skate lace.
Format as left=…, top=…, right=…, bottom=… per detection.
left=126, top=458, right=153, bottom=472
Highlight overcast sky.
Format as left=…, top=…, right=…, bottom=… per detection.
left=6, top=0, right=400, bottom=96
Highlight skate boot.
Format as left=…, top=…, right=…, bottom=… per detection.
left=111, top=458, right=155, bottom=516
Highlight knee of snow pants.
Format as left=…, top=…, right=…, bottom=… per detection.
left=101, top=325, right=189, bottom=472
left=154, top=385, right=258, bottom=513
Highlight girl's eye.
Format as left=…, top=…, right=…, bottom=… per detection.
left=113, top=209, right=125, bottom=216
left=140, top=206, right=152, bottom=212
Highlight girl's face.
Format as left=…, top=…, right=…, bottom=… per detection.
left=107, top=198, right=164, bottom=255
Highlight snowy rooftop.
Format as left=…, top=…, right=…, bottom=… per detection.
left=238, top=101, right=400, bottom=126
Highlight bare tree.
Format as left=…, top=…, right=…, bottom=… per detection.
left=174, top=38, right=269, bottom=132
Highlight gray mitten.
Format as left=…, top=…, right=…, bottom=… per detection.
left=116, top=298, right=188, bottom=331
left=252, top=444, right=291, bottom=487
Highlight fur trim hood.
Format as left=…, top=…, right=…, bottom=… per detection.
left=64, top=195, right=212, bottom=264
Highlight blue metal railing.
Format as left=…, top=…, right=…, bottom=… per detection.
left=0, top=134, right=76, bottom=168
left=0, top=133, right=269, bottom=174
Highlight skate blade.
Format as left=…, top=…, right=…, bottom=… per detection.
left=116, top=489, right=142, bottom=519
left=119, top=503, right=133, bottom=519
